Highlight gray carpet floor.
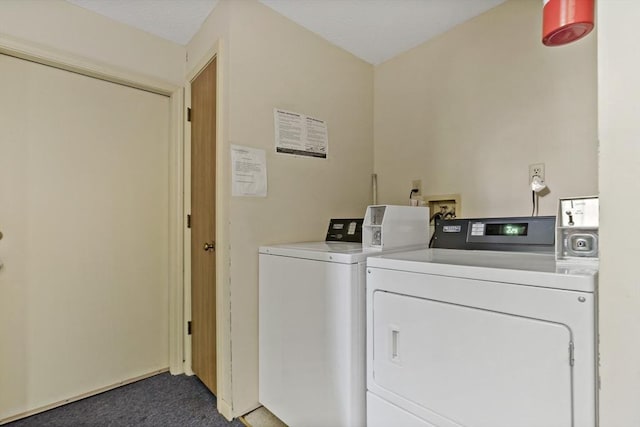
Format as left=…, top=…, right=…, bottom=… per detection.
left=5, top=373, right=244, bottom=427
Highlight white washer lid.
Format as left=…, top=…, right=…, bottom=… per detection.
left=367, top=248, right=598, bottom=292
left=259, top=241, right=427, bottom=264
left=259, top=241, right=368, bottom=264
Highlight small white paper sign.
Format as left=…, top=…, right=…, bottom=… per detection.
left=274, top=108, right=328, bottom=158
left=231, top=144, right=267, bottom=197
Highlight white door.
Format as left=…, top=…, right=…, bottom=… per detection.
left=0, top=54, right=170, bottom=421
left=371, top=290, right=573, bottom=427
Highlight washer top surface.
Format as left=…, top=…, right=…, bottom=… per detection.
left=367, top=248, right=598, bottom=292
left=259, top=241, right=427, bottom=264
left=259, top=241, right=367, bottom=264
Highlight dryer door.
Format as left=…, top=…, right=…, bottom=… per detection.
left=371, top=290, right=573, bottom=427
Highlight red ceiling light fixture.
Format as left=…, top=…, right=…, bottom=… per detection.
left=542, top=0, right=595, bottom=46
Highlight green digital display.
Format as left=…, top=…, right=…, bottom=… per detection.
left=485, top=223, right=528, bottom=236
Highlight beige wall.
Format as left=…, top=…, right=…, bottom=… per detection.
left=598, top=1, right=640, bottom=425
left=374, top=0, right=597, bottom=217
left=191, top=0, right=374, bottom=416
left=227, top=0, right=373, bottom=414
left=0, top=0, right=185, bottom=85
left=188, top=0, right=375, bottom=416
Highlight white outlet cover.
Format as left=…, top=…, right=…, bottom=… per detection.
left=529, top=163, right=545, bottom=183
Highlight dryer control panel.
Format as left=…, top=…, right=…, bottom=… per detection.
left=432, top=216, right=555, bottom=252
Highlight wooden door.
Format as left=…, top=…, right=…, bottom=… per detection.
left=190, top=57, right=217, bottom=394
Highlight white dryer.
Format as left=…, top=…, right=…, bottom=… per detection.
left=366, top=216, right=598, bottom=427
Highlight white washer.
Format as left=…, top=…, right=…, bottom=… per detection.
left=259, top=241, right=427, bottom=427
left=366, top=220, right=599, bottom=427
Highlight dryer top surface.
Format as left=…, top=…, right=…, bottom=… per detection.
left=367, top=248, right=598, bottom=292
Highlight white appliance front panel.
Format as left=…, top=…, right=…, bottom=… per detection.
left=371, top=291, right=572, bottom=427
left=366, top=267, right=597, bottom=427
left=259, top=253, right=365, bottom=427
left=367, top=392, right=439, bottom=427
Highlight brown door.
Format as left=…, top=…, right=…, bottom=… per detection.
left=190, top=57, right=217, bottom=394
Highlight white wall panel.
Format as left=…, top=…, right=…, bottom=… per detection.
left=598, top=1, right=640, bottom=425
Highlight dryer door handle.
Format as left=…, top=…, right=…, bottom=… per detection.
left=390, top=326, right=400, bottom=363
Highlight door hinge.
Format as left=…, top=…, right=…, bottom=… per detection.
left=187, top=321, right=192, bottom=335
left=187, top=214, right=191, bottom=228
left=187, top=107, right=192, bottom=122
left=569, top=341, right=575, bottom=366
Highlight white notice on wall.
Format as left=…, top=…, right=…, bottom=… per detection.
left=231, top=144, right=267, bottom=197
left=274, top=108, right=328, bottom=158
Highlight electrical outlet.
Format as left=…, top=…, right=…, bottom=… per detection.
left=411, top=179, right=422, bottom=196
left=529, top=163, right=545, bottom=184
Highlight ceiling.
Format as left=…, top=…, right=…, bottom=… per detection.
left=66, top=0, right=506, bottom=65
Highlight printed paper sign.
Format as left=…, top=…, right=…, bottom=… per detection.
left=231, top=144, right=267, bottom=197
left=274, top=108, right=328, bottom=158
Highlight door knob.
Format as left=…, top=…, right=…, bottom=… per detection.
left=203, top=242, right=215, bottom=251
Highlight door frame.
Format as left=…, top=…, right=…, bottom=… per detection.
left=184, top=40, right=232, bottom=420
left=0, top=34, right=185, bottom=376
